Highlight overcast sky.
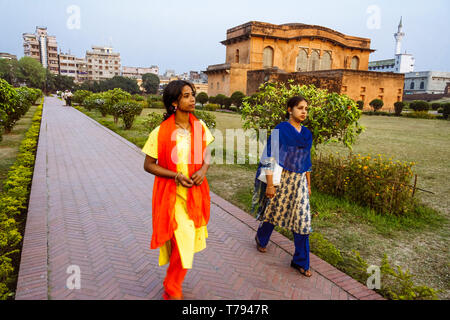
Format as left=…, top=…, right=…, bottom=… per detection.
left=1, top=0, right=449, bottom=74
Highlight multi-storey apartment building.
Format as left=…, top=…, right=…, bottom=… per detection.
left=85, top=46, right=121, bottom=81
left=58, top=52, right=77, bottom=79
left=0, top=53, right=17, bottom=60
left=122, top=66, right=159, bottom=79
left=23, top=27, right=59, bottom=74
left=75, top=58, right=89, bottom=83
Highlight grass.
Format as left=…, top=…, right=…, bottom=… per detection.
left=74, top=105, right=450, bottom=299
left=0, top=104, right=39, bottom=192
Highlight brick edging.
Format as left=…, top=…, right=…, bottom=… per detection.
left=209, top=193, right=386, bottom=300
left=15, top=103, right=49, bottom=300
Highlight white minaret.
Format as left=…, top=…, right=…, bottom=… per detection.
left=394, top=17, right=405, bottom=55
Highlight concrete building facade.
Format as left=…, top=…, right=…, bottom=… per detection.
left=23, top=27, right=59, bottom=74
left=85, top=46, right=121, bottom=81
left=58, top=52, right=77, bottom=79
left=404, top=71, right=450, bottom=95
left=0, top=53, right=18, bottom=60
left=122, top=66, right=159, bottom=79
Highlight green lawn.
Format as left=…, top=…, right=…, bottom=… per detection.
left=75, top=106, right=450, bottom=299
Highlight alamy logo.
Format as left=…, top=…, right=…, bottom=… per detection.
left=366, top=5, right=381, bottom=30
left=366, top=265, right=381, bottom=290
left=66, top=265, right=81, bottom=290
left=66, top=5, right=81, bottom=30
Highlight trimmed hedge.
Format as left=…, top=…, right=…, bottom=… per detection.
left=0, top=103, right=43, bottom=300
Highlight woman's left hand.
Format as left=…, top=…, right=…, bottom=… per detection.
left=191, top=168, right=207, bottom=186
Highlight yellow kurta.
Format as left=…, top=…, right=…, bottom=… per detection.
left=142, top=120, right=214, bottom=269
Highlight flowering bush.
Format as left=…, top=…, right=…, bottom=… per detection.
left=312, top=152, right=417, bottom=215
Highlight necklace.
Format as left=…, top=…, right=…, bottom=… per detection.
left=175, top=122, right=190, bottom=136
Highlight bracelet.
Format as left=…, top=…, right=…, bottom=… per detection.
left=174, top=172, right=181, bottom=185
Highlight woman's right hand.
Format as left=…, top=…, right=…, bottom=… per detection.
left=177, top=174, right=194, bottom=188
left=265, top=185, right=276, bottom=199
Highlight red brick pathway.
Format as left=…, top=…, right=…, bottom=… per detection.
left=15, top=96, right=384, bottom=300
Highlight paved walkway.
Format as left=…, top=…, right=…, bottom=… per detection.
left=15, top=96, right=384, bottom=300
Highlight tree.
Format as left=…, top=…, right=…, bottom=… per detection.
left=54, top=74, right=75, bottom=92
left=0, top=59, right=20, bottom=86
left=16, top=57, right=46, bottom=89
left=241, top=81, right=364, bottom=153
left=369, top=99, right=384, bottom=112
left=44, top=69, right=56, bottom=94
left=230, top=91, right=246, bottom=108
left=196, top=92, right=208, bottom=106
left=142, top=73, right=160, bottom=94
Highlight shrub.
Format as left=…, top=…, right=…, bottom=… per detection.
left=369, top=99, right=384, bottom=112
left=409, top=100, right=430, bottom=112
left=241, top=81, right=363, bottom=152
left=72, top=90, right=92, bottom=105
left=103, top=88, right=132, bottom=123
left=203, top=103, right=219, bottom=112
left=394, top=102, right=405, bottom=116
left=403, top=111, right=437, bottom=120
left=83, top=93, right=106, bottom=114
left=312, top=152, right=417, bottom=216
left=132, top=94, right=144, bottom=102
left=146, top=94, right=162, bottom=106
left=223, top=97, right=232, bottom=109
left=442, top=103, right=450, bottom=119
left=193, top=110, right=216, bottom=129
left=214, top=94, right=228, bottom=108
left=230, top=91, right=246, bottom=109
left=196, top=92, right=208, bottom=106
left=379, top=254, right=439, bottom=300
left=431, top=103, right=441, bottom=111
left=310, top=233, right=344, bottom=266
left=0, top=103, right=42, bottom=300
left=149, top=101, right=164, bottom=109
left=356, top=100, right=364, bottom=110
left=143, top=112, right=164, bottom=132
left=0, top=79, right=19, bottom=134
left=110, top=100, right=143, bottom=130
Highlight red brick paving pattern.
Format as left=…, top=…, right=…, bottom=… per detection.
left=15, top=96, right=384, bottom=300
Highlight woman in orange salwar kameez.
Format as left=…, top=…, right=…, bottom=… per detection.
left=142, top=80, right=214, bottom=300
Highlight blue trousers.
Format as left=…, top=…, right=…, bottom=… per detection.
left=256, top=221, right=310, bottom=271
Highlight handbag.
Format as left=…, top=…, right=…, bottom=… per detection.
left=257, top=162, right=283, bottom=186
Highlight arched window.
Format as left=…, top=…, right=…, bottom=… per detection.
left=351, top=56, right=360, bottom=70
left=263, top=46, right=274, bottom=68
left=420, top=82, right=425, bottom=89
left=296, top=49, right=308, bottom=71
left=410, top=82, right=415, bottom=90
left=235, top=49, right=240, bottom=63
left=308, top=50, right=320, bottom=71
left=321, top=51, right=332, bottom=70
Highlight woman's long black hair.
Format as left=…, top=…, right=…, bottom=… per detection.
left=162, top=80, right=196, bottom=121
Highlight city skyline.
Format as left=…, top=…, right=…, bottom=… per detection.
left=1, top=0, right=449, bottom=74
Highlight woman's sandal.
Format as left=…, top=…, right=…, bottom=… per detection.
left=255, top=236, right=267, bottom=253
left=290, top=262, right=313, bottom=277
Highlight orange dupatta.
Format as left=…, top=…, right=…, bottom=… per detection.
left=150, top=113, right=211, bottom=249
